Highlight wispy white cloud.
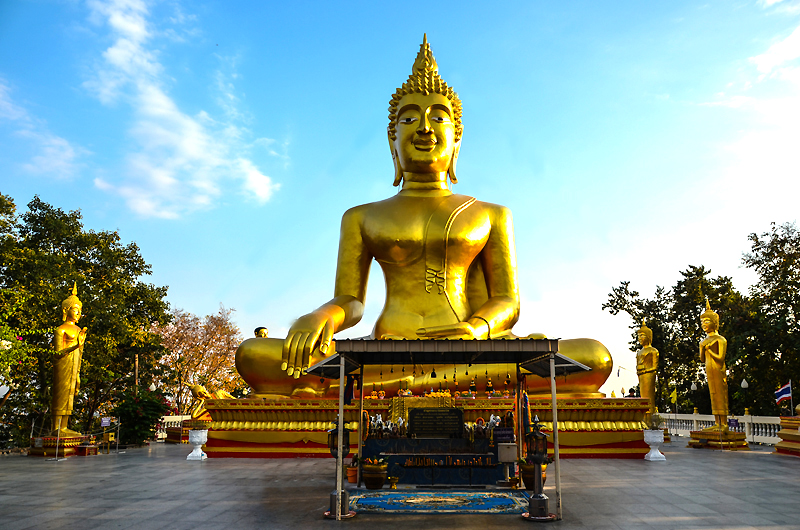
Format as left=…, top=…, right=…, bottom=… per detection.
left=0, top=80, right=85, bottom=178
left=84, top=0, right=281, bottom=218
left=751, top=24, right=800, bottom=74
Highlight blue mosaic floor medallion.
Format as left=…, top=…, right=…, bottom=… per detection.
left=350, top=490, right=530, bottom=514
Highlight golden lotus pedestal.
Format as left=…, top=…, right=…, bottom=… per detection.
left=201, top=396, right=651, bottom=459
left=774, top=416, right=800, bottom=457
left=28, top=434, right=90, bottom=458
left=688, top=430, right=749, bottom=450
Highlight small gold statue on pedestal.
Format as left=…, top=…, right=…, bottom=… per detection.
left=636, top=319, right=659, bottom=415
left=699, top=299, right=728, bottom=432
left=51, top=282, right=87, bottom=436
left=688, top=298, right=747, bottom=449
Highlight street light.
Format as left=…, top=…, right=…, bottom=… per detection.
left=690, top=382, right=697, bottom=391
left=741, top=379, right=749, bottom=389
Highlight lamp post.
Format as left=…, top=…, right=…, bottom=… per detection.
left=741, top=379, right=750, bottom=443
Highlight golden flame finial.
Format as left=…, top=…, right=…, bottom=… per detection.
left=411, top=33, right=438, bottom=77
left=71, top=281, right=78, bottom=297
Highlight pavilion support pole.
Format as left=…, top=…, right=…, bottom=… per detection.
left=550, top=351, right=562, bottom=521
left=517, top=365, right=523, bottom=462
left=358, top=365, right=364, bottom=487
left=336, top=355, right=345, bottom=520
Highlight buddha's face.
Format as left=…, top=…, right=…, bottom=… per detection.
left=701, top=317, right=717, bottom=333
left=637, top=331, right=649, bottom=346
left=67, top=303, right=81, bottom=322
left=392, top=92, right=457, bottom=177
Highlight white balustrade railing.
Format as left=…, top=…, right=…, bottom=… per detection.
left=663, top=412, right=781, bottom=445
left=156, top=415, right=192, bottom=441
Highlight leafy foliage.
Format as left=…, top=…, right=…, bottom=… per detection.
left=112, top=388, right=171, bottom=445
left=0, top=194, right=171, bottom=445
left=154, top=306, right=246, bottom=414
left=604, top=222, right=800, bottom=416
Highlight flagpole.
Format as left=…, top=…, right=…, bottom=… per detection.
left=791, top=380, right=793, bottom=413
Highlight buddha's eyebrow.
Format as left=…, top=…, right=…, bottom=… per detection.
left=430, top=103, right=452, bottom=115
left=397, top=103, right=422, bottom=116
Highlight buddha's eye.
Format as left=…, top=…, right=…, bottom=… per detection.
left=399, top=117, right=417, bottom=124
left=431, top=116, right=449, bottom=123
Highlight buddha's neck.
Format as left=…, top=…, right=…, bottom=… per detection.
left=400, top=174, right=452, bottom=197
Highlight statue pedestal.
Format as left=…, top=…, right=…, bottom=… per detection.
left=774, top=416, right=800, bottom=457
left=688, top=430, right=749, bottom=450
left=28, top=435, right=89, bottom=458
left=201, top=397, right=651, bottom=459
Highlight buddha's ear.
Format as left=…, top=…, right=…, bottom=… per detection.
left=389, top=128, right=402, bottom=186
left=448, top=139, right=461, bottom=184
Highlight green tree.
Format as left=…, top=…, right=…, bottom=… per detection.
left=0, top=194, right=171, bottom=446
left=603, top=266, right=755, bottom=414
left=741, top=222, right=800, bottom=414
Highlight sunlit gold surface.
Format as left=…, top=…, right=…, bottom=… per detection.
left=188, top=384, right=234, bottom=420
left=51, top=283, right=86, bottom=435
left=699, top=300, right=728, bottom=431
left=235, top=36, right=611, bottom=397
left=236, top=337, right=611, bottom=398
left=636, top=320, right=658, bottom=414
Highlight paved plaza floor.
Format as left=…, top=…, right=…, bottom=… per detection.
left=1, top=436, right=799, bottom=530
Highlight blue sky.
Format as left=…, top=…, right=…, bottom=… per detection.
left=2, top=0, right=799, bottom=395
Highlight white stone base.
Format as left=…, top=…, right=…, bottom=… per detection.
left=187, top=429, right=208, bottom=461
left=643, top=429, right=666, bottom=461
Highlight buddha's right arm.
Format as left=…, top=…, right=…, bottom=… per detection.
left=282, top=207, right=370, bottom=377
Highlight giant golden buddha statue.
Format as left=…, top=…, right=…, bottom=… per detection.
left=699, top=299, right=728, bottom=431
left=236, top=36, right=612, bottom=398
left=51, top=282, right=87, bottom=435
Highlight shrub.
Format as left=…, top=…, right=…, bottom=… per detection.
left=112, top=388, right=171, bottom=445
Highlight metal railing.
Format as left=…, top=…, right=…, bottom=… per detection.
left=663, top=412, right=781, bottom=444
left=155, top=415, right=191, bottom=441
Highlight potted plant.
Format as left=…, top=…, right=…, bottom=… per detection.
left=518, top=455, right=552, bottom=491
left=346, top=455, right=359, bottom=483
left=643, top=413, right=666, bottom=461
left=361, top=457, right=389, bottom=489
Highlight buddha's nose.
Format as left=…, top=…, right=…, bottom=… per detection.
left=417, top=114, right=432, bottom=134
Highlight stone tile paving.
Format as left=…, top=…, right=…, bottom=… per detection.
left=1, top=436, right=799, bottom=529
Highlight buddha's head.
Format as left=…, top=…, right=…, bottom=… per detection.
left=700, top=298, right=719, bottom=333
left=637, top=319, right=652, bottom=347
left=61, top=282, right=83, bottom=323
left=388, top=35, right=463, bottom=186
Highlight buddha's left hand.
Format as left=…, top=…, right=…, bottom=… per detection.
left=416, top=319, right=490, bottom=340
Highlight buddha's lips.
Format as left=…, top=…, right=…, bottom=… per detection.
left=414, top=140, right=436, bottom=150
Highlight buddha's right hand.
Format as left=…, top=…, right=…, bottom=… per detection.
left=282, top=312, right=335, bottom=378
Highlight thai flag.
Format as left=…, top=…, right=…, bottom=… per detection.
left=775, top=382, right=792, bottom=404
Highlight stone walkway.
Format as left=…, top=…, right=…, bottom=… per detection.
left=1, top=437, right=799, bottom=529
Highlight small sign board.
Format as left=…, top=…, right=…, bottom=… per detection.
left=493, top=427, right=515, bottom=443
left=101, top=417, right=111, bottom=427
left=408, top=408, right=463, bottom=438
left=34, top=438, right=43, bottom=448
left=727, top=418, right=739, bottom=428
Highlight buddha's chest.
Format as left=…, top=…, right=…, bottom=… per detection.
left=362, top=201, right=490, bottom=266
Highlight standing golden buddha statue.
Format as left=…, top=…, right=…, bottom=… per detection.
left=235, top=35, right=612, bottom=397
left=51, top=282, right=87, bottom=435
left=699, top=298, right=728, bottom=431
left=636, top=319, right=659, bottom=415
